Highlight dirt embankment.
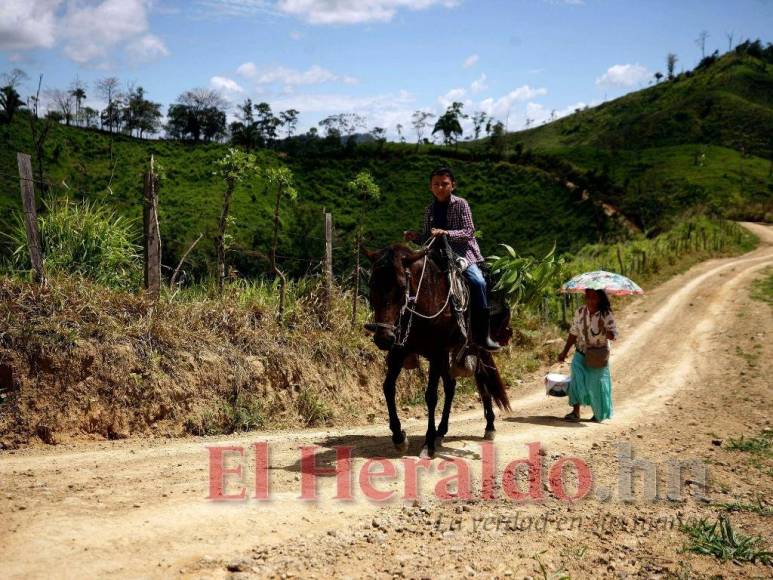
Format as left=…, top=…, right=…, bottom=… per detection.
left=0, top=278, right=430, bottom=447
left=0, top=223, right=770, bottom=579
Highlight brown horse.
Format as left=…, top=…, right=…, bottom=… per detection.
left=364, top=242, right=511, bottom=458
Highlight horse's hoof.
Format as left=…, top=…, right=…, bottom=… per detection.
left=419, top=446, right=435, bottom=459
left=484, top=429, right=496, bottom=441
left=435, top=436, right=444, bottom=448
left=394, top=431, right=409, bottom=453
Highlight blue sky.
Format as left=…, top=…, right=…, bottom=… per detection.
left=2, top=0, right=772, bottom=138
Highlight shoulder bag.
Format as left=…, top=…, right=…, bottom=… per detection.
left=581, top=309, right=609, bottom=368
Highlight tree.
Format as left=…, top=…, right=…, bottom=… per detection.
left=51, top=89, right=74, bottom=125
left=215, top=148, right=258, bottom=292
left=318, top=116, right=342, bottom=141
left=695, top=30, right=710, bottom=59
left=318, top=113, right=365, bottom=147
left=167, top=89, right=227, bottom=142
left=70, top=77, right=87, bottom=126
left=471, top=111, right=487, bottom=141
left=1, top=68, right=28, bottom=88
left=255, top=102, right=281, bottom=147
left=122, top=86, right=162, bottom=138
left=726, top=31, right=734, bottom=52
left=101, top=98, right=124, bottom=132
left=279, top=108, right=299, bottom=139
left=96, top=77, right=122, bottom=157
left=264, top=166, right=298, bottom=318
left=654, top=71, right=664, bottom=84
left=0, top=84, right=25, bottom=124
left=488, top=120, right=506, bottom=156
left=81, top=106, right=98, bottom=128
left=370, top=126, right=386, bottom=151
left=27, top=74, right=54, bottom=189
left=230, top=98, right=260, bottom=150
left=395, top=123, right=405, bottom=143
left=484, top=117, right=495, bottom=137
left=666, top=53, right=678, bottom=80
left=96, top=77, right=121, bottom=133
left=346, top=170, right=380, bottom=326
left=411, top=110, right=435, bottom=150
left=0, top=67, right=28, bottom=123
left=433, top=101, right=466, bottom=147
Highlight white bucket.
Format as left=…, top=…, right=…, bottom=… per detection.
left=545, top=372, right=571, bottom=397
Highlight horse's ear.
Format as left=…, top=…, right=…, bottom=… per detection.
left=362, top=247, right=381, bottom=263
left=401, top=248, right=427, bottom=266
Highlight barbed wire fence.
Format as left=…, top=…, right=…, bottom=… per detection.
left=3, top=150, right=377, bottom=320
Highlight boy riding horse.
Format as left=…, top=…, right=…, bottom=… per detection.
left=404, top=166, right=501, bottom=352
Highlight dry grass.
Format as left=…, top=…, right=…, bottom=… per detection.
left=0, top=273, right=406, bottom=445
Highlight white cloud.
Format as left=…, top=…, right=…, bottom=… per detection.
left=0, top=0, right=168, bottom=66
left=236, top=62, right=258, bottom=77
left=595, top=63, right=651, bottom=87
left=267, top=89, right=416, bottom=136
left=526, top=101, right=545, bottom=119
left=479, top=85, right=547, bottom=118
left=260, top=65, right=356, bottom=85
left=210, top=75, right=244, bottom=94
left=195, top=0, right=274, bottom=18
left=462, top=53, right=479, bottom=68
left=470, top=73, right=487, bottom=94
left=274, top=0, right=460, bottom=24
left=0, top=0, right=60, bottom=51
left=126, top=34, right=170, bottom=63
left=60, top=0, right=151, bottom=64
left=271, top=89, right=413, bottom=112
left=504, top=100, right=589, bottom=130
left=236, top=63, right=357, bottom=89
left=437, top=87, right=467, bottom=108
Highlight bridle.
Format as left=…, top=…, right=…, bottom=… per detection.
left=368, top=237, right=454, bottom=349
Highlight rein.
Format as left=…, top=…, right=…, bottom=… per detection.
left=372, top=237, right=455, bottom=349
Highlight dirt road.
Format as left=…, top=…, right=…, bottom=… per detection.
left=2, top=223, right=771, bottom=579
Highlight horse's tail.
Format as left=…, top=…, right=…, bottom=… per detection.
left=474, top=350, right=511, bottom=412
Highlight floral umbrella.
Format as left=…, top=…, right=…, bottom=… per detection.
left=561, top=270, right=643, bottom=296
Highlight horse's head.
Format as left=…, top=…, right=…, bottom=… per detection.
left=363, top=244, right=426, bottom=351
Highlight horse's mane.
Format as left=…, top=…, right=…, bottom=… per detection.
left=376, top=243, right=444, bottom=271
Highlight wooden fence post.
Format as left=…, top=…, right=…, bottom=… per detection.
left=17, top=153, right=45, bottom=284
left=616, top=245, right=625, bottom=275
left=324, top=211, right=333, bottom=315
left=143, top=155, right=161, bottom=299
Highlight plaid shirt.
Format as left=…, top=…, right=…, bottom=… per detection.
left=420, top=194, right=484, bottom=264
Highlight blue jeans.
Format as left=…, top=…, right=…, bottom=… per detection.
left=463, top=263, right=487, bottom=310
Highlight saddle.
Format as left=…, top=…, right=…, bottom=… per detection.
left=436, top=239, right=513, bottom=376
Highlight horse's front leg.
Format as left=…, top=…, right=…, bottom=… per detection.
left=420, top=354, right=442, bottom=459
left=384, top=349, right=409, bottom=452
left=436, top=354, right=456, bottom=448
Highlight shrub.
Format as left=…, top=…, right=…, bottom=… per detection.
left=5, top=196, right=141, bottom=289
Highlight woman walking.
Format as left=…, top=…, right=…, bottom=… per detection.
left=557, top=289, right=617, bottom=422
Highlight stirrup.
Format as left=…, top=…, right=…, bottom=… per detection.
left=480, top=336, right=501, bottom=352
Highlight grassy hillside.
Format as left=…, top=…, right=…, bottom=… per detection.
left=0, top=116, right=613, bottom=280
left=493, top=49, right=773, bottom=228
left=2, top=46, right=771, bottom=282
left=512, top=52, right=773, bottom=155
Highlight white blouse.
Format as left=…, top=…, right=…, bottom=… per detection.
left=569, top=306, right=618, bottom=352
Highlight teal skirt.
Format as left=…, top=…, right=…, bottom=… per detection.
left=569, top=352, right=613, bottom=421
